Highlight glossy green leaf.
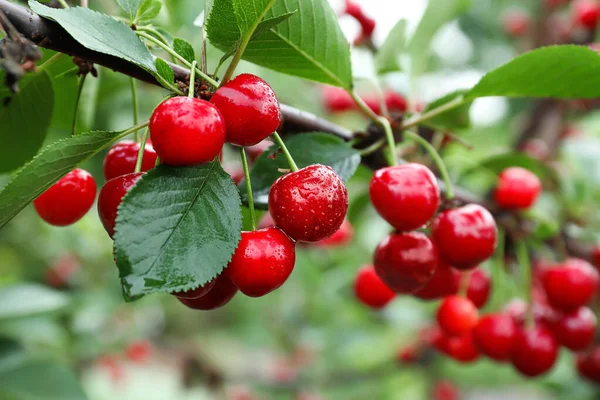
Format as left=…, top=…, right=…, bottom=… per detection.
left=173, top=38, right=196, bottom=64
left=0, top=130, right=123, bottom=229
left=0, top=71, right=54, bottom=173
left=114, top=162, right=242, bottom=300
left=136, top=0, right=163, bottom=23
left=375, top=19, right=406, bottom=75
left=207, top=0, right=352, bottom=88
left=239, top=133, right=361, bottom=208
left=0, top=285, right=69, bottom=321
left=423, top=90, right=471, bottom=131
left=29, top=1, right=156, bottom=74
left=155, top=58, right=175, bottom=84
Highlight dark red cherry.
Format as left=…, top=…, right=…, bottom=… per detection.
left=574, top=0, right=600, bottom=29
left=577, top=347, right=600, bottom=383
left=510, top=325, right=558, bottom=377
left=171, top=279, right=216, bottom=300
left=149, top=97, right=225, bottom=166
left=353, top=264, right=396, bottom=309
left=431, top=204, right=497, bottom=270
left=315, top=219, right=354, bottom=247
left=103, top=140, right=157, bottom=181
left=494, top=167, right=542, bottom=209
left=548, top=306, right=597, bottom=351
left=97, top=172, right=143, bottom=238
left=225, top=228, right=296, bottom=297
left=593, top=245, right=600, bottom=269
left=268, top=165, right=348, bottom=243
left=177, top=275, right=238, bottom=310
left=473, top=313, right=518, bottom=361
left=467, top=269, right=491, bottom=308
left=542, top=258, right=599, bottom=312
left=373, top=232, right=438, bottom=294
left=369, top=164, right=440, bottom=231
left=437, top=295, right=479, bottom=336
left=413, top=260, right=460, bottom=300
left=444, top=332, right=480, bottom=363
left=34, top=168, right=96, bottom=226
left=210, top=74, right=281, bottom=147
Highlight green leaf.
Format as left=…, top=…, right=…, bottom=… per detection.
left=240, top=133, right=361, bottom=208
left=173, top=38, right=196, bottom=64
left=207, top=0, right=352, bottom=88
left=0, top=130, right=123, bottom=229
left=116, top=0, right=143, bottom=21
left=0, top=285, right=69, bottom=321
left=136, top=0, right=163, bottom=23
left=29, top=1, right=156, bottom=74
left=407, top=0, right=471, bottom=78
left=155, top=58, right=175, bottom=84
left=114, top=162, right=242, bottom=300
left=0, top=71, right=54, bottom=173
left=467, top=45, right=600, bottom=100
left=422, top=90, right=471, bottom=131
left=375, top=19, right=406, bottom=75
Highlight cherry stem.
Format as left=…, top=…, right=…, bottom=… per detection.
left=272, top=131, right=299, bottom=172
left=188, top=60, right=197, bottom=99
left=71, top=74, right=86, bottom=136
left=403, top=130, right=454, bottom=199
left=56, top=0, right=69, bottom=8
left=516, top=240, right=535, bottom=330
left=401, top=95, right=466, bottom=130
left=134, top=129, right=150, bottom=173
left=458, top=270, right=472, bottom=298
left=240, top=148, right=257, bottom=231
left=130, top=78, right=139, bottom=141
left=37, top=53, right=64, bottom=73
left=490, top=229, right=506, bottom=310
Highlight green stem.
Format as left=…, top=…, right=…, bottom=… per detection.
left=130, top=78, right=140, bottom=141
left=188, top=61, right=197, bottom=98
left=71, top=75, right=86, bottom=136
left=401, top=96, right=466, bottom=130
left=220, top=0, right=277, bottom=85
left=56, top=0, right=69, bottom=8
left=53, top=67, right=79, bottom=79
left=403, top=130, right=454, bottom=199
left=136, top=26, right=178, bottom=63
left=38, top=53, right=64, bottom=72
left=136, top=31, right=219, bottom=87
left=516, top=240, right=535, bottom=330
left=240, top=148, right=257, bottom=231
left=349, top=89, right=381, bottom=122
left=134, top=129, right=150, bottom=173
left=272, top=131, right=298, bottom=172
left=358, top=138, right=385, bottom=157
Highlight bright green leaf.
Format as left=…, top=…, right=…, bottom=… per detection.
left=0, top=130, right=123, bottom=229
left=114, top=162, right=242, bottom=300
left=173, top=38, right=196, bottom=64
left=0, top=285, right=69, bottom=321
left=375, top=19, right=406, bottom=75
left=422, top=90, right=471, bottom=131
left=136, top=0, right=163, bottom=23
left=155, top=58, right=175, bottom=84
left=0, top=71, right=54, bottom=173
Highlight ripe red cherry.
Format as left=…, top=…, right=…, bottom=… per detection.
left=354, top=264, right=396, bottom=309
left=444, top=332, right=480, bottom=363
left=171, top=279, right=216, bottom=300
left=210, top=74, right=281, bottom=147
left=385, top=92, right=408, bottom=112
left=437, top=295, right=479, bottom=336
left=177, top=275, right=238, bottom=310
left=593, top=245, right=600, bottom=269
left=125, top=340, right=152, bottom=364
left=323, top=86, right=355, bottom=113
left=574, top=0, right=600, bottom=29
left=34, top=168, right=96, bottom=226
left=315, top=219, right=354, bottom=247
left=103, top=140, right=157, bottom=181
left=225, top=228, right=296, bottom=297
left=373, top=232, right=438, bottom=294
left=467, top=269, right=491, bottom=308
left=510, top=325, right=558, bottom=377
left=149, top=97, right=225, bottom=166
left=97, top=172, right=143, bottom=238
left=494, top=167, right=542, bottom=209
left=413, top=260, right=460, bottom=300
left=503, top=10, right=530, bottom=37
left=504, top=299, right=553, bottom=327
left=473, top=313, right=517, bottom=361
left=431, top=204, right=497, bottom=270
left=369, top=164, right=440, bottom=231
left=268, top=164, right=348, bottom=242
left=577, top=347, right=600, bottom=383
left=432, top=380, right=459, bottom=400
left=542, top=258, right=599, bottom=312
left=548, top=306, right=597, bottom=351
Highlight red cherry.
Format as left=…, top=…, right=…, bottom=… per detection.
left=171, top=279, right=216, bottom=300
left=542, top=258, right=599, bottom=312
left=431, top=204, right=497, bottom=270
left=574, top=0, right=600, bottom=29
left=437, top=295, right=479, bottom=336
left=396, top=345, right=419, bottom=364
left=344, top=1, right=376, bottom=37
left=592, top=245, right=600, bottom=269
left=353, top=264, right=396, bottom=309
left=323, top=86, right=355, bottom=113
left=503, top=299, right=553, bottom=326
left=467, top=269, right=491, bottom=308
left=369, top=164, right=440, bottom=231
left=177, top=275, right=238, bottom=310
left=97, top=172, right=143, bottom=238
left=34, top=168, right=96, bottom=226
left=577, top=347, right=600, bottom=383
left=268, top=165, right=348, bottom=243
left=103, top=140, right=157, bottom=181
left=125, top=340, right=152, bottom=364
left=225, top=228, right=296, bottom=297
left=473, top=313, right=518, bottom=361
left=384, top=92, right=408, bottom=112
left=45, top=254, right=80, bottom=288
left=315, top=219, right=354, bottom=247
left=503, top=10, right=530, bottom=37
left=210, top=74, right=281, bottom=147
left=494, top=167, right=542, bottom=209
left=510, top=325, right=558, bottom=377
left=432, top=380, right=459, bottom=400
left=149, top=97, right=225, bottom=166
left=364, top=96, right=381, bottom=115
left=373, top=232, right=438, bottom=294
left=413, top=260, right=460, bottom=300
left=246, top=140, right=273, bottom=162
left=445, top=332, right=480, bottom=363
left=548, top=306, right=597, bottom=351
